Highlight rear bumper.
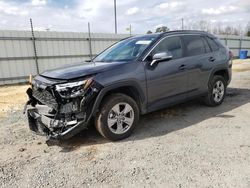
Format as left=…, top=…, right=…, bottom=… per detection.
left=228, top=67, right=232, bottom=85
left=26, top=104, right=88, bottom=140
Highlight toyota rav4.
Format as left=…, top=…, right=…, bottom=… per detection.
left=24, top=30, right=232, bottom=141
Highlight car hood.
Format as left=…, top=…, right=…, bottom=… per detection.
left=40, top=61, right=126, bottom=80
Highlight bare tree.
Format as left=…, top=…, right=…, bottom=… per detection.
left=225, top=26, right=233, bottom=35
left=212, top=27, right=218, bottom=35
left=246, top=22, right=250, bottom=36
left=148, top=20, right=247, bottom=36
left=206, top=21, right=212, bottom=33
left=198, top=20, right=208, bottom=31
left=233, top=28, right=239, bottom=36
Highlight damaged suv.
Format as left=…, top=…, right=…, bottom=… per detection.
left=25, top=30, right=232, bottom=141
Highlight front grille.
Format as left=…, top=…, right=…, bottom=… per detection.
left=33, top=89, right=58, bottom=109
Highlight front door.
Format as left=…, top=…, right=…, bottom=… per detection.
left=144, top=36, right=188, bottom=112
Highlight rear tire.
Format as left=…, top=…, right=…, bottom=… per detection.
left=95, top=93, right=139, bottom=141
left=203, top=75, right=226, bottom=106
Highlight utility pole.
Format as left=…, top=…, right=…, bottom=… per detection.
left=114, top=0, right=117, bottom=34
left=181, top=18, right=184, bottom=30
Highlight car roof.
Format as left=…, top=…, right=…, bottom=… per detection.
left=125, top=30, right=217, bottom=43
left=162, top=30, right=216, bottom=38
left=134, top=30, right=216, bottom=39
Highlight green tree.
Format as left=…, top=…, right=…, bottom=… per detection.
left=155, top=26, right=169, bottom=33
left=247, top=31, right=250, bottom=37
left=146, top=30, right=153, bottom=34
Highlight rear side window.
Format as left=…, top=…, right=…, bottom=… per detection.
left=201, top=37, right=211, bottom=53
left=152, top=36, right=183, bottom=59
left=182, top=35, right=205, bottom=56
left=206, top=37, right=219, bottom=51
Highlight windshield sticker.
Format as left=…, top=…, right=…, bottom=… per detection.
left=135, top=40, right=152, bottom=45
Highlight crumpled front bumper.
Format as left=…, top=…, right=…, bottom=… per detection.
left=24, top=76, right=103, bottom=141
left=26, top=104, right=88, bottom=140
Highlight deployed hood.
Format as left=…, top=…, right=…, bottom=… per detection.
left=40, top=61, right=126, bottom=80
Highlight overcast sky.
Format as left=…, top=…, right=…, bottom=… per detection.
left=0, top=0, right=249, bottom=34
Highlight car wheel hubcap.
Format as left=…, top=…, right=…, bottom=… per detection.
left=213, top=80, right=225, bottom=102
left=107, top=102, right=134, bottom=134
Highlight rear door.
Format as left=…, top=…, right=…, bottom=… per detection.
left=206, top=36, right=225, bottom=64
left=181, top=35, right=213, bottom=97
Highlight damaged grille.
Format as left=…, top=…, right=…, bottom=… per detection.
left=33, top=89, right=58, bottom=109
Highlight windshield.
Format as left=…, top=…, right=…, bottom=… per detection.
left=93, top=35, right=157, bottom=62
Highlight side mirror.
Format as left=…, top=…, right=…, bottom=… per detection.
left=150, top=52, right=173, bottom=66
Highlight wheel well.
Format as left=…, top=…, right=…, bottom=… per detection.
left=100, top=86, right=142, bottom=112
left=213, top=69, right=229, bottom=82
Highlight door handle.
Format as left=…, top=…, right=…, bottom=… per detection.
left=209, top=57, right=215, bottom=62
left=179, top=64, right=186, bottom=71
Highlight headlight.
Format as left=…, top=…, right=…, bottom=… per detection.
left=55, top=78, right=93, bottom=98
left=56, top=80, right=87, bottom=91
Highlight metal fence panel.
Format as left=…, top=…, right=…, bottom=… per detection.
left=242, top=40, right=250, bottom=49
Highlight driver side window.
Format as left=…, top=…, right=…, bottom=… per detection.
left=152, top=36, right=183, bottom=59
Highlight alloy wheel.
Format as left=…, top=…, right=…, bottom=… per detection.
left=213, top=80, right=225, bottom=103
left=107, top=102, right=134, bottom=134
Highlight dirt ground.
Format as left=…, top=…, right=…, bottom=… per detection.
left=0, top=59, right=250, bottom=187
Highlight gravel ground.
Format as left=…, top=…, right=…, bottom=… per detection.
left=1, top=60, right=250, bottom=187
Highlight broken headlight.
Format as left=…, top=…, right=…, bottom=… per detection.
left=55, top=78, right=92, bottom=98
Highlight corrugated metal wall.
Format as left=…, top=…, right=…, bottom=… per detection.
left=0, top=30, right=37, bottom=85
left=0, top=30, right=249, bottom=85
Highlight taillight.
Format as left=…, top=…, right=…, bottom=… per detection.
left=228, top=50, right=233, bottom=67
left=229, top=50, right=234, bottom=59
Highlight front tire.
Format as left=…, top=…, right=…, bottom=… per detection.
left=203, top=75, right=226, bottom=106
left=95, top=93, right=139, bottom=141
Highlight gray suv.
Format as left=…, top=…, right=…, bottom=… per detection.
left=25, top=30, right=232, bottom=141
